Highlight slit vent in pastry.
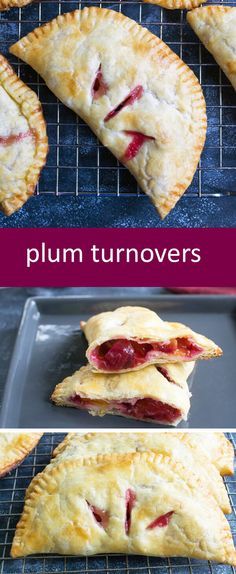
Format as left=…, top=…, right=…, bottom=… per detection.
left=11, top=451, right=236, bottom=563
left=0, top=54, right=48, bottom=215
left=51, top=362, right=193, bottom=426
left=187, top=6, right=236, bottom=91
left=10, top=7, right=207, bottom=219
left=81, top=306, right=222, bottom=372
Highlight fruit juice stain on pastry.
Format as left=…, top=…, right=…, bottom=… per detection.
left=0, top=54, right=47, bottom=215
left=9, top=433, right=236, bottom=565
left=10, top=7, right=207, bottom=219
left=104, top=86, right=144, bottom=122
left=147, top=510, right=174, bottom=529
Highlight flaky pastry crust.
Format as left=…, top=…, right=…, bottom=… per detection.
left=181, top=433, right=234, bottom=476
left=51, top=432, right=231, bottom=513
left=0, top=433, right=43, bottom=478
left=187, top=6, right=236, bottom=91
left=0, top=0, right=33, bottom=11
left=0, top=54, right=48, bottom=215
left=10, top=7, right=206, bottom=219
left=11, top=451, right=236, bottom=563
left=82, top=306, right=222, bottom=372
left=144, top=0, right=206, bottom=10
left=51, top=362, right=193, bottom=425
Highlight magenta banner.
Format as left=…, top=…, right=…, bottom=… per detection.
left=0, top=228, right=234, bottom=286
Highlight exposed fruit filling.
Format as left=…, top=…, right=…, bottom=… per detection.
left=70, top=395, right=181, bottom=424
left=91, top=337, right=202, bottom=371
left=87, top=501, right=109, bottom=528
left=0, top=130, right=32, bottom=145
left=125, top=489, right=136, bottom=534
left=147, top=511, right=174, bottom=529
left=104, top=85, right=144, bottom=122
left=92, top=65, right=108, bottom=100
left=121, top=131, right=155, bottom=162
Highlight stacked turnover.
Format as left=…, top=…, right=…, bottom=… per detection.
left=52, top=306, right=222, bottom=426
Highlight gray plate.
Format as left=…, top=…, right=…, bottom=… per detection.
left=1, top=294, right=236, bottom=429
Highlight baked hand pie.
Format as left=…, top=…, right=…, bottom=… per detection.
left=51, top=362, right=194, bottom=426
left=187, top=6, right=236, bottom=91
left=10, top=7, right=207, bottom=219
left=182, top=432, right=234, bottom=476
left=0, top=55, right=48, bottom=215
left=11, top=450, right=236, bottom=563
left=51, top=432, right=231, bottom=513
left=144, top=0, right=206, bottom=11
left=0, top=433, right=43, bottom=478
left=81, top=306, right=222, bottom=372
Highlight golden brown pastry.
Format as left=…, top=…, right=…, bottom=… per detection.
left=11, top=451, right=236, bottom=563
left=10, top=7, right=207, bottom=219
left=182, top=432, right=234, bottom=476
left=51, top=432, right=231, bottom=513
left=81, top=306, right=222, bottom=372
left=0, top=0, right=33, bottom=11
left=187, top=6, right=236, bottom=91
left=51, top=362, right=193, bottom=426
left=144, top=0, right=206, bottom=10
left=0, top=433, right=43, bottom=478
left=0, top=54, right=48, bottom=215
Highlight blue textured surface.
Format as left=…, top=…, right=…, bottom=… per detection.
left=0, top=432, right=236, bottom=573
left=0, top=0, right=236, bottom=227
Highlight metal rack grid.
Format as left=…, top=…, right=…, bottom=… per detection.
left=0, top=0, right=236, bottom=202
left=0, top=432, right=236, bottom=574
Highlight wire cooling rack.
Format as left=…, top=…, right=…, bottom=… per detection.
left=0, top=0, right=236, bottom=203
left=0, top=433, right=236, bottom=574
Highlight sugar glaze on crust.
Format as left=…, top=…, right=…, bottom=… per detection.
left=50, top=432, right=231, bottom=514
left=10, top=7, right=207, bottom=219
left=0, top=54, right=48, bottom=215
left=187, top=6, right=236, bottom=91
left=11, top=451, right=236, bottom=563
left=0, top=433, right=43, bottom=478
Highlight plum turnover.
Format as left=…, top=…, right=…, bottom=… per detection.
left=187, top=7, right=236, bottom=91
left=81, top=306, right=222, bottom=373
left=51, top=362, right=194, bottom=426
left=11, top=451, right=236, bottom=563
left=0, top=55, right=47, bottom=215
left=50, top=432, right=231, bottom=513
left=10, top=7, right=207, bottom=219
left=0, top=433, right=43, bottom=478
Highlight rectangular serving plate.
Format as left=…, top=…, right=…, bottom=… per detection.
left=1, top=293, right=236, bottom=428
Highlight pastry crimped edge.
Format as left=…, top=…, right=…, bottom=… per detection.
left=187, top=6, right=236, bottom=91
left=11, top=451, right=236, bottom=563
left=0, top=54, right=48, bottom=215
left=182, top=432, right=234, bottom=476
left=9, top=7, right=207, bottom=219
left=0, top=433, right=43, bottom=478
left=144, top=0, right=206, bottom=10
left=50, top=432, right=231, bottom=514
left=0, top=0, right=32, bottom=11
